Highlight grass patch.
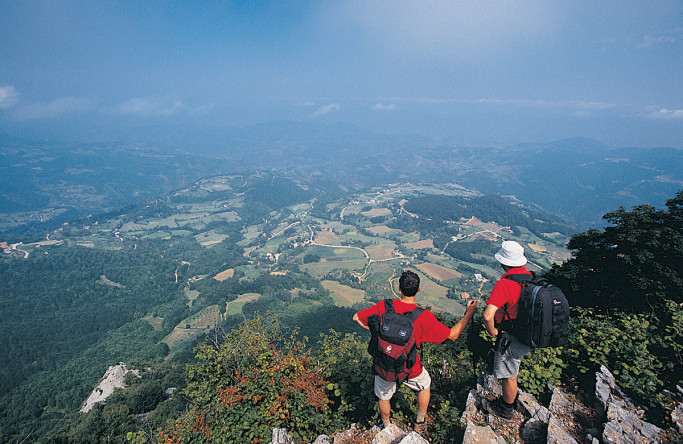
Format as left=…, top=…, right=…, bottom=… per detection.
left=302, top=259, right=367, bottom=278
left=361, top=208, right=392, bottom=218
left=184, top=287, right=200, bottom=306
left=416, top=262, right=463, bottom=281
left=225, top=293, right=260, bottom=317
left=365, top=242, right=398, bottom=260
left=213, top=268, right=235, bottom=282
left=321, top=280, right=366, bottom=307
left=144, top=315, right=163, bottom=331
left=195, top=230, right=228, bottom=247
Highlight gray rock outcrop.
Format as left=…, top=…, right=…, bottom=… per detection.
left=80, top=362, right=139, bottom=413
left=672, top=402, right=683, bottom=434
left=271, top=365, right=674, bottom=443
left=462, top=420, right=506, bottom=443
left=596, top=366, right=664, bottom=443
left=270, top=423, right=428, bottom=444
left=458, top=366, right=668, bottom=443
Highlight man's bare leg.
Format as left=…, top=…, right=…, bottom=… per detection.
left=416, top=388, right=430, bottom=422
left=502, top=377, right=518, bottom=404
left=379, top=398, right=391, bottom=421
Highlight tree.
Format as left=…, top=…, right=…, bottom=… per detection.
left=547, top=190, right=683, bottom=312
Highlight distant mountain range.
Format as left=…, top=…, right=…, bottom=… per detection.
left=1, top=123, right=680, bottom=235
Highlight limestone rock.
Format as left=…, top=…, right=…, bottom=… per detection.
left=371, top=423, right=408, bottom=444
left=270, top=428, right=293, bottom=444
left=462, top=420, right=506, bottom=444
left=595, top=364, right=637, bottom=420
left=80, top=362, right=139, bottom=413
left=603, top=402, right=663, bottom=443
left=672, top=402, right=683, bottom=434
left=547, top=416, right=578, bottom=444
left=333, top=424, right=367, bottom=444
left=476, top=371, right=502, bottom=398
left=549, top=385, right=573, bottom=415
left=460, top=389, right=480, bottom=426
left=595, top=364, right=616, bottom=418
left=313, top=434, right=331, bottom=444
left=396, top=431, right=428, bottom=444
left=517, top=390, right=551, bottom=423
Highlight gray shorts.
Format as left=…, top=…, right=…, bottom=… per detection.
left=493, top=333, right=532, bottom=379
left=374, top=368, right=431, bottom=400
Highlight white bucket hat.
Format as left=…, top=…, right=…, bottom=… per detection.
left=495, top=241, right=527, bottom=267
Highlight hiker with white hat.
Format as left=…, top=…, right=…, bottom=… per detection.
left=482, top=241, right=533, bottom=419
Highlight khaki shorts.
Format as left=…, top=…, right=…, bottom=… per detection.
left=374, top=368, right=431, bottom=401
left=493, top=332, right=532, bottom=379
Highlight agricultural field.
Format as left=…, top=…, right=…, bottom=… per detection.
left=405, top=239, right=434, bottom=250
left=213, top=268, right=235, bottom=282
left=225, top=293, right=260, bottom=317
left=321, top=280, right=365, bottom=307
left=365, top=243, right=399, bottom=260
left=302, top=259, right=368, bottom=278
left=411, top=270, right=464, bottom=315
left=314, top=230, right=339, bottom=245
left=361, top=207, right=392, bottom=218
left=195, top=230, right=228, bottom=247
left=366, top=225, right=396, bottom=236
left=162, top=305, right=222, bottom=356
left=416, top=262, right=463, bottom=282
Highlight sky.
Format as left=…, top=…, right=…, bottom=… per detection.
left=1, top=0, right=682, bottom=149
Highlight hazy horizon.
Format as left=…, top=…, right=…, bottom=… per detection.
left=1, top=1, right=682, bottom=150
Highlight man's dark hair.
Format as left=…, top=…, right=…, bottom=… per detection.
left=399, top=270, right=420, bottom=296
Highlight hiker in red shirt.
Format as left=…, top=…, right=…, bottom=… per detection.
left=483, top=240, right=533, bottom=419
left=353, top=270, right=478, bottom=432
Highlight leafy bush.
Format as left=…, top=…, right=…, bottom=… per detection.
left=517, top=347, right=566, bottom=397
left=159, top=315, right=342, bottom=443
left=316, top=330, right=377, bottom=424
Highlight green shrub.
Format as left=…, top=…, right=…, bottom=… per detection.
left=160, top=315, right=342, bottom=443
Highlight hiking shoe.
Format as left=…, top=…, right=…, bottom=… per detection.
left=485, top=398, right=516, bottom=420
left=413, top=421, right=427, bottom=435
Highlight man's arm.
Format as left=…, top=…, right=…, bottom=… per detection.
left=448, top=300, right=478, bottom=341
left=352, top=312, right=370, bottom=331
left=483, top=303, right=499, bottom=337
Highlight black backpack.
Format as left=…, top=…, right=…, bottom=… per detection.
left=502, top=272, right=570, bottom=348
left=367, top=300, right=425, bottom=383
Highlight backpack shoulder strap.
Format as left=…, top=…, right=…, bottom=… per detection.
left=408, top=307, right=426, bottom=320
left=500, top=272, right=535, bottom=325
left=504, top=271, right=536, bottom=284
left=383, top=299, right=395, bottom=314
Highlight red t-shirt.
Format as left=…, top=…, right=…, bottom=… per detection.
left=487, top=266, right=532, bottom=325
left=356, top=299, right=451, bottom=378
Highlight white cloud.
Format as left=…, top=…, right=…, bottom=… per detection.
left=313, top=103, right=340, bottom=116
left=0, top=86, right=20, bottom=109
left=372, top=103, right=396, bottom=111
left=296, top=101, right=316, bottom=107
left=16, top=97, right=92, bottom=119
left=115, top=98, right=185, bottom=116
left=648, top=108, right=683, bottom=120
